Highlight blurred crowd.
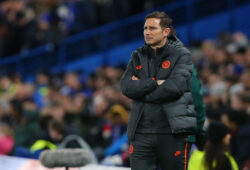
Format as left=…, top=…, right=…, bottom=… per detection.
left=0, top=0, right=173, bottom=58
left=0, top=65, right=133, bottom=163
left=191, top=31, right=250, bottom=169
left=0, top=28, right=250, bottom=169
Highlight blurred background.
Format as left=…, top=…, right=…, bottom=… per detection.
left=0, top=0, right=250, bottom=169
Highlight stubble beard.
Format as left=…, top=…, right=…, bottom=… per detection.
left=147, top=39, right=165, bottom=49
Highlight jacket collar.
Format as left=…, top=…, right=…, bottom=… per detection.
left=143, top=41, right=169, bottom=58
left=135, top=35, right=183, bottom=78
left=142, top=35, right=181, bottom=58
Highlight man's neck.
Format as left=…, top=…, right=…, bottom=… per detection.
left=150, top=38, right=167, bottom=51
left=150, top=39, right=167, bottom=56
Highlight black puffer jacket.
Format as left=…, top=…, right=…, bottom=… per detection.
left=120, top=36, right=197, bottom=141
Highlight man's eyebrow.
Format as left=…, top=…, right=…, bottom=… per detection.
left=144, top=26, right=157, bottom=29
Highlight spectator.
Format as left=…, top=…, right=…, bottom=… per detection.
left=188, top=121, right=239, bottom=170
left=0, top=123, right=14, bottom=155
left=221, top=109, right=250, bottom=168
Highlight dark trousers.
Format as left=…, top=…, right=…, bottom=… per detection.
left=129, top=133, right=191, bottom=170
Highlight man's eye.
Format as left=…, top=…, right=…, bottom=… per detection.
left=144, top=27, right=157, bottom=31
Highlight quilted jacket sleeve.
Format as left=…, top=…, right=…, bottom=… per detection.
left=120, top=52, right=157, bottom=100
left=141, top=52, right=193, bottom=103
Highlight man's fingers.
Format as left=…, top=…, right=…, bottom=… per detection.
left=132, top=76, right=139, bottom=80
left=157, top=80, right=165, bottom=85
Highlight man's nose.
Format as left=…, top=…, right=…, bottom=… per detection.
left=144, top=29, right=150, bottom=35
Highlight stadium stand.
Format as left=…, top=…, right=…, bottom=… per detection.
left=0, top=0, right=250, bottom=169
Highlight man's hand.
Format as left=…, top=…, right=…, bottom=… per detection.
left=132, top=76, right=139, bottom=80
left=157, top=80, right=165, bottom=85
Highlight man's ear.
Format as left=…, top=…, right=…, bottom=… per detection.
left=163, top=27, right=171, bottom=37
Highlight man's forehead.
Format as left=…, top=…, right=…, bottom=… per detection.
left=144, top=18, right=161, bottom=26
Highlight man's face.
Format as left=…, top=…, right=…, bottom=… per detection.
left=144, top=18, right=169, bottom=48
left=49, top=128, right=63, bottom=141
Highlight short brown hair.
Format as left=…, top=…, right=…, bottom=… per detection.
left=146, top=11, right=176, bottom=36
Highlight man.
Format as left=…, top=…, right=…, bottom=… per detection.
left=120, top=11, right=197, bottom=170
left=188, top=64, right=206, bottom=149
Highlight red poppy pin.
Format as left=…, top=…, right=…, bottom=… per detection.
left=136, top=65, right=142, bottom=70
left=162, top=60, right=171, bottom=69
left=129, top=144, right=134, bottom=154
